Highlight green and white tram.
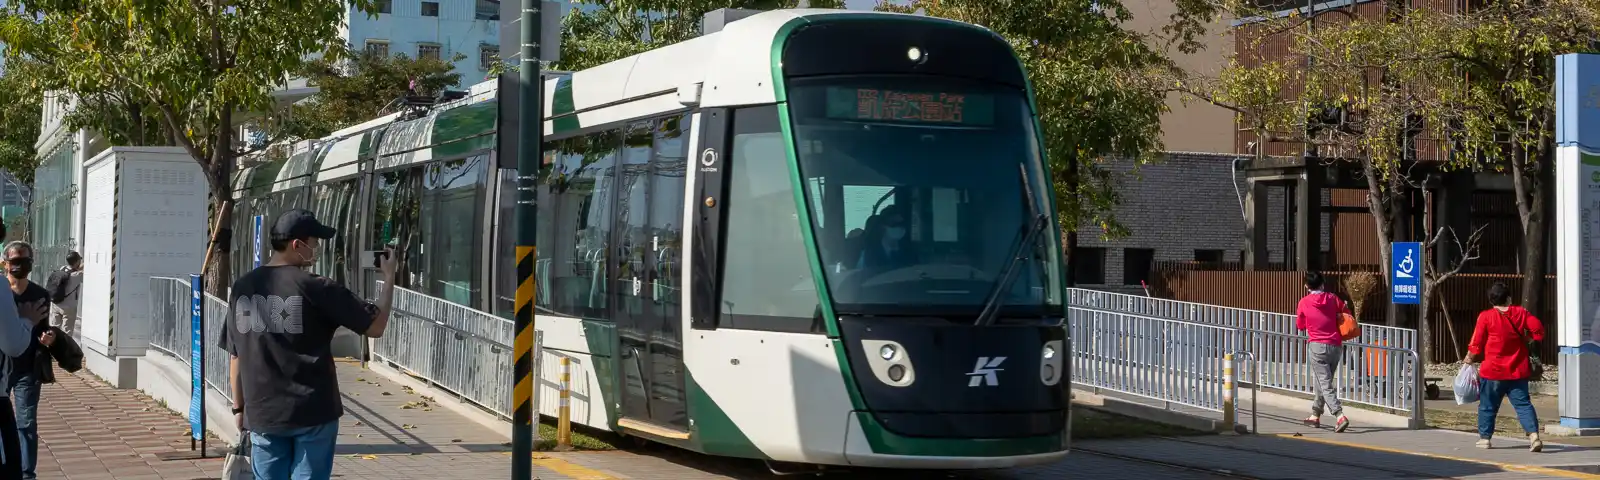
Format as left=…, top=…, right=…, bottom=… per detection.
left=232, top=9, right=1070, bottom=470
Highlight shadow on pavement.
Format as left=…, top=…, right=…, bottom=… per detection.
left=574, top=430, right=1588, bottom=480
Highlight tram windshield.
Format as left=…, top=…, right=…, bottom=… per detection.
left=788, top=75, right=1063, bottom=317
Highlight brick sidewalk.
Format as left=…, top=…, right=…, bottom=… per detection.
left=38, top=367, right=224, bottom=479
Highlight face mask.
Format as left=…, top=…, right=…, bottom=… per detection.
left=885, top=227, right=906, bottom=241
left=7, top=262, right=30, bottom=280
left=296, top=241, right=317, bottom=268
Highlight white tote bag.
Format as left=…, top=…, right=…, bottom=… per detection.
left=222, top=433, right=253, bottom=480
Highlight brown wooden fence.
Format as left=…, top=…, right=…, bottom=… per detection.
left=1150, top=262, right=1559, bottom=364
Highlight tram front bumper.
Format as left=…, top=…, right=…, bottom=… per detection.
left=840, top=411, right=1070, bottom=469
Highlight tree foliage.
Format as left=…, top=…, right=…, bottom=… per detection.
left=282, top=49, right=466, bottom=140
left=0, top=59, right=44, bottom=186
left=553, top=0, right=844, bottom=72
left=877, top=0, right=1221, bottom=239
left=1206, top=1, right=1600, bottom=326
left=0, top=0, right=379, bottom=292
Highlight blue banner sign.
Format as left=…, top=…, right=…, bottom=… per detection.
left=189, top=274, right=204, bottom=441
left=1390, top=242, right=1422, bottom=305
left=252, top=215, right=265, bottom=269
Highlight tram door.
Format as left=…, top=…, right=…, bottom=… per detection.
left=610, top=118, right=690, bottom=432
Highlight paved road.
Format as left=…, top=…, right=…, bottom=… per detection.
left=39, top=362, right=1592, bottom=479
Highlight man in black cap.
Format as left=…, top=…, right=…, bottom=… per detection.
left=220, top=209, right=399, bottom=479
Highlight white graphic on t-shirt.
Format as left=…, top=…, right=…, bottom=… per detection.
left=234, top=294, right=305, bottom=334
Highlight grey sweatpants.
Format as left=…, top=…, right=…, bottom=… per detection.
left=1308, top=342, right=1344, bottom=417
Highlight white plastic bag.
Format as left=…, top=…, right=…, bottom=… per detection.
left=1454, top=364, right=1481, bottom=405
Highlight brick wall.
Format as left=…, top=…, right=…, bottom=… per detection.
left=1074, top=151, right=1253, bottom=287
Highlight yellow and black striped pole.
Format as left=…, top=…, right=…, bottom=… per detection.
left=512, top=0, right=543, bottom=478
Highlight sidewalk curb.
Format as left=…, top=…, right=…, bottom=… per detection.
left=1071, top=388, right=1240, bottom=434
left=1277, top=433, right=1600, bottom=479
left=1241, top=387, right=1413, bottom=429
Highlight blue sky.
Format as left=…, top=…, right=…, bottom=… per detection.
left=844, top=0, right=881, bottom=9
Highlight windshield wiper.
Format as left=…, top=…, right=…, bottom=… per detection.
left=974, top=164, right=1050, bottom=327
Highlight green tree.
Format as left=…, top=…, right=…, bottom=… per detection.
left=1413, top=1, right=1600, bottom=318
left=280, top=49, right=466, bottom=140
left=0, top=0, right=379, bottom=293
left=0, top=59, right=44, bottom=186
left=553, top=0, right=845, bottom=72
left=1197, top=3, right=1600, bottom=358
left=1208, top=2, right=1600, bottom=328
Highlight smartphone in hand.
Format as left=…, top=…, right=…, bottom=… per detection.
left=360, top=250, right=390, bottom=270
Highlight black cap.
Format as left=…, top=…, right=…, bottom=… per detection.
left=271, top=209, right=337, bottom=242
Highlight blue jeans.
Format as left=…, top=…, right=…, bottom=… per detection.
left=8, top=373, right=38, bottom=480
left=250, top=420, right=340, bottom=480
left=1479, top=378, right=1540, bottom=439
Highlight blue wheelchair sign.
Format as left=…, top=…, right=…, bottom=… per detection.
left=1391, top=242, right=1422, bottom=305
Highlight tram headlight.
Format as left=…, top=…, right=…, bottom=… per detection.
left=907, top=46, right=923, bottom=62
left=862, top=340, right=914, bottom=387
left=888, top=364, right=907, bottom=382
left=1040, top=339, right=1065, bottom=386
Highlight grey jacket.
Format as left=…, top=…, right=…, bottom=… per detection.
left=0, top=286, right=34, bottom=397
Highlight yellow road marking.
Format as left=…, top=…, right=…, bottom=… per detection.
left=1274, top=433, right=1600, bottom=479
left=500, top=452, right=617, bottom=480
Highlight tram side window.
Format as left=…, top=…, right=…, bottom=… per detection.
left=424, top=154, right=489, bottom=307
left=372, top=168, right=427, bottom=290
left=719, top=106, right=821, bottom=334
left=493, top=165, right=519, bottom=319
left=537, top=132, right=620, bottom=319
left=309, top=180, right=359, bottom=283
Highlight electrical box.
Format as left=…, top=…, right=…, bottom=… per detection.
left=80, top=147, right=210, bottom=357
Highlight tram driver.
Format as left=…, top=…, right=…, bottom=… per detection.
left=856, top=204, right=919, bottom=270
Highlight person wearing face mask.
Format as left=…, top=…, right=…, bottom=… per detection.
left=218, top=209, right=400, bottom=480
left=0, top=242, right=54, bottom=480
left=857, top=205, right=919, bottom=270
left=0, top=221, right=37, bottom=480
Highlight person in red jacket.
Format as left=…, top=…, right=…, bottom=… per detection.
left=1465, top=282, right=1544, bottom=452
left=1296, top=272, right=1351, bottom=432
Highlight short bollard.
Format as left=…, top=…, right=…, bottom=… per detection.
left=555, top=357, right=574, bottom=451
left=1222, top=353, right=1237, bottom=434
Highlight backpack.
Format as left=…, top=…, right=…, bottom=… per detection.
left=46, top=268, right=70, bottom=305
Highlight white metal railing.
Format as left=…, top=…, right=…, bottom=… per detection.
left=1067, top=289, right=1417, bottom=351
left=148, top=276, right=234, bottom=403
left=1068, top=307, right=1245, bottom=413
left=1247, top=329, right=1422, bottom=412
left=1068, top=288, right=1422, bottom=414
left=369, top=283, right=540, bottom=421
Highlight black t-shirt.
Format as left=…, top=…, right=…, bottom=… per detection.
left=10, top=283, right=49, bottom=381
left=219, top=266, right=377, bottom=434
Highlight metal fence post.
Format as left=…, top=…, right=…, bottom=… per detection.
left=1410, top=350, right=1426, bottom=430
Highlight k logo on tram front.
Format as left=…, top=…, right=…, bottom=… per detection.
left=967, top=356, right=1007, bottom=387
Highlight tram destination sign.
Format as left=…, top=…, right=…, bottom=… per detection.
left=826, top=87, right=995, bottom=125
